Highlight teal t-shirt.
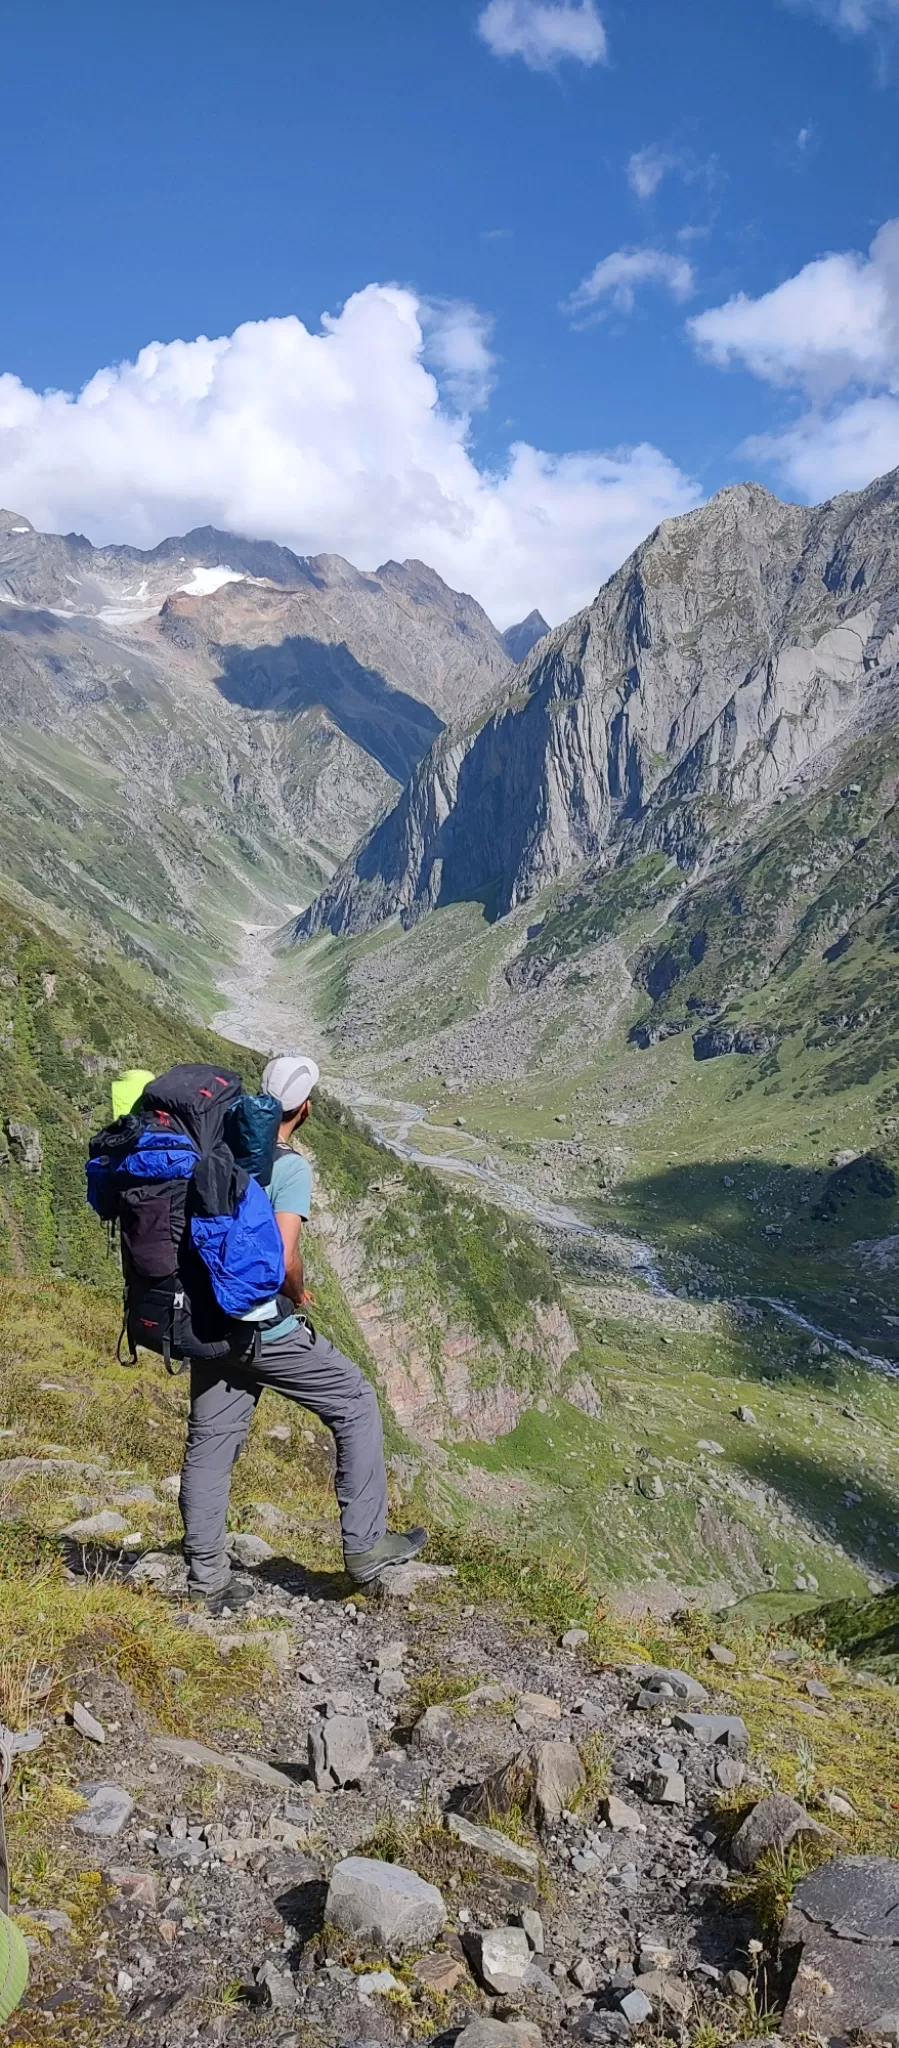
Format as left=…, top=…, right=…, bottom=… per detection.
left=261, top=1148, right=312, bottom=1344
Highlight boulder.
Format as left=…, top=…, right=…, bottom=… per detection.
left=308, top=1715, right=373, bottom=1790
left=326, top=1856, right=445, bottom=1953
left=457, top=1739, right=584, bottom=1830
left=629, top=1664, right=708, bottom=1705
left=730, top=1795, right=827, bottom=1872
left=673, top=1711, right=749, bottom=1753
left=782, top=1857, right=899, bottom=2041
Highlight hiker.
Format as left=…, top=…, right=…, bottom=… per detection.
left=178, top=1054, right=428, bottom=1612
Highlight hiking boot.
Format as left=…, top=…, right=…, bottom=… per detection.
left=344, top=1526, right=429, bottom=1586
left=188, top=1575, right=256, bottom=1617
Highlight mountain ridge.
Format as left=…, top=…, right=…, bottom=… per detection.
left=295, top=465, right=899, bottom=943
left=0, top=510, right=515, bottom=999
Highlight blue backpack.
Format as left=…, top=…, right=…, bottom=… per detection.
left=86, top=1063, right=285, bottom=1371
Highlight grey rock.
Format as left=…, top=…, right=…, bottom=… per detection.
left=72, top=1785, right=134, bottom=1837
left=644, top=1770, right=686, bottom=1806
left=561, top=1628, right=590, bottom=1650
left=635, top=1971, right=692, bottom=2017
left=708, top=1643, right=737, bottom=1667
left=572, top=2014, right=629, bottom=2043
left=309, top=1714, right=373, bottom=1789
left=378, top=1562, right=457, bottom=1596
left=784, top=1855, right=899, bottom=1944
left=255, top=1960, right=298, bottom=2010
left=469, top=1926, right=532, bottom=1994
left=22, top=1908, right=73, bottom=1935
left=673, top=1712, right=749, bottom=1752
left=730, top=1794, right=826, bottom=1872
left=70, top=1702, right=105, bottom=1745
left=533, top=1740, right=585, bottom=1823
left=781, top=1860, right=899, bottom=2041
left=410, top=1704, right=458, bottom=1751
left=61, top=1509, right=128, bottom=1541
left=736, top=1406, right=758, bottom=1426
left=356, top=1969, right=403, bottom=2002
left=715, top=1756, right=745, bottom=1790
left=375, top=1640, right=408, bottom=1671
left=620, top=1988, right=653, bottom=2025
left=571, top=1957, right=598, bottom=1993
left=152, top=1736, right=297, bottom=1791
left=601, top=1794, right=643, bottom=1832
left=726, top=1970, right=750, bottom=1998
left=375, top=1668, right=406, bottom=1699
left=805, top=1678, right=832, bottom=1700
left=326, top=1855, right=445, bottom=1953
left=455, top=2022, right=543, bottom=2048
left=696, top=1438, right=726, bottom=1454
left=446, top=1812, right=539, bottom=1877
left=228, top=1531, right=274, bottom=1566
left=108, top=1869, right=157, bottom=1907
left=5, top=1119, right=42, bottom=1172
left=630, top=1664, right=708, bottom=1704
left=521, top=1907, right=545, bottom=1952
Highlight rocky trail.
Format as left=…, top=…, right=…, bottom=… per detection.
left=6, top=1541, right=897, bottom=2048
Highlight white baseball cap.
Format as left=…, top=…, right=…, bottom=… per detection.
left=262, top=1053, right=321, bottom=1112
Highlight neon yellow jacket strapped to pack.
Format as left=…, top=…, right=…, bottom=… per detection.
left=110, top=1069, right=155, bottom=1121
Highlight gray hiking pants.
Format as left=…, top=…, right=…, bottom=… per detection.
left=179, top=1321, right=388, bottom=1595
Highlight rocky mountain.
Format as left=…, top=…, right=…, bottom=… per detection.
left=296, top=468, right=899, bottom=941
left=0, top=514, right=510, bottom=723
left=0, top=511, right=511, bottom=997
left=502, top=607, right=550, bottom=662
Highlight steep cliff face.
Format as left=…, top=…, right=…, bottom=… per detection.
left=297, top=469, right=899, bottom=940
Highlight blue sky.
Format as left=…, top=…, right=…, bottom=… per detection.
left=0, top=0, right=897, bottom=624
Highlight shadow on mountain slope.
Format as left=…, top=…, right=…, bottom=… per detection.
left=214, top=634, right=443, bottom=783
left=610, top=1154, right=899, bottom=1360
left=734, top=1444, right=899, bottom=1580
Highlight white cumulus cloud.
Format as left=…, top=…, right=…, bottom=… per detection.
left=477, top=0, right=607, bottom=69
left=0, top=284, right=699, bottom=628
left=566, top=248, right=696, bottom=319
left=690, top=218, right=899, bottom=498
left=689, top=219, right=899, bottom=391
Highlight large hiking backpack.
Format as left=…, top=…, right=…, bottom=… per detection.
left=86, top=1063, right=286, bottom=1370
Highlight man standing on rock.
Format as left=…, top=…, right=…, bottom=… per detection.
left=179, top=1053, right=427, bottom=1613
